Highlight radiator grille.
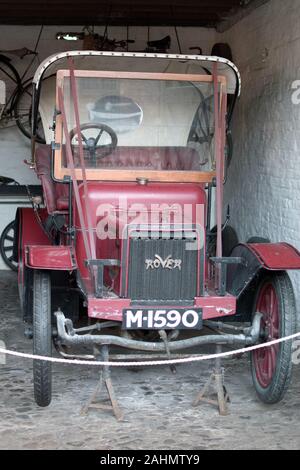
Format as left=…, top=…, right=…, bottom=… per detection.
left=127, top=238, right=198, bottom=302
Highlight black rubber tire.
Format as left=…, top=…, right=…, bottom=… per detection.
left=208, top=225, right=239, bottom=258
left=211, top=43, right=233, bottom=61
left=0, top=220, right=18, bottom=272
left=33, top=270, right=52, bottom=407
left=250, top=272, right=296, bottom=404
left=247, top=237, right=271, bottom=244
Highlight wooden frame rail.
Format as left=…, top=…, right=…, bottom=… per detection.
left=53, top=70, right=226, bottom=184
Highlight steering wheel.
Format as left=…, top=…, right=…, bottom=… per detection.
left=69, top=123, right=118, bottom=161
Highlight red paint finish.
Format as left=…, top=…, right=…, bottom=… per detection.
left=26, top=245, right=77, bottom=270
left=247, top=243, right=300, bottom=270
left=17, top=208, right=50, bottom=307
left=74, top=181, right=207, bottom=293
left=17, top=208, right=49, bottom=276
left=18, top=208, right=49, bottom=250
left=195, top=295, right=236, bottom=319
left=253, top=283, right=279, bottom=388
left=88, top=295, right=236, bottom=321
left=88, top=298, right=132, bottom=321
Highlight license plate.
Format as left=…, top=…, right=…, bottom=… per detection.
left=122, top=308, right=203, bottom=330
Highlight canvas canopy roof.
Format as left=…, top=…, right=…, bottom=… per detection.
left=33, top=51, right=241, bottom=96
left=32, top=51, right=241, bottom=145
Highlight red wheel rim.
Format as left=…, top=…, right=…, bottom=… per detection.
left=253, top=282, right=280, bottom=388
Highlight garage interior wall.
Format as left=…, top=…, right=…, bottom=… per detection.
left=1, top=0, right=300, bottom=318
left=221, top=0, right=300, bottom=311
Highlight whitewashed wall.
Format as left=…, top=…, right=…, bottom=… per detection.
left=221, top=0, right=300, bottom=310
left=0, top=25, right=217, bottom=269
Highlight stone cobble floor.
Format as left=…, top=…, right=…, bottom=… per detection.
left=0, top=271, right=300, bottom=450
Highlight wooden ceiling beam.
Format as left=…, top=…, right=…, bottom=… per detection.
left=0, top=0, right=252, bottom=26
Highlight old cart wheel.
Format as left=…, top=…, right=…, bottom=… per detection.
left=33, top=271, right=52, bottom=407
left=251, top=273, right=296, bottom=404
left=13, top=78, right=47, bottom=144
left=0, top=221, right=18, bottom=271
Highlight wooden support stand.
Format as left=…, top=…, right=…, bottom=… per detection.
left=81, top=345, right=124, bottom=421
left=193, top=345, right=230, bottom=416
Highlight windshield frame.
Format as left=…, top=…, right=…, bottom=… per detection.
left=53, top=69, right=227, bottom=183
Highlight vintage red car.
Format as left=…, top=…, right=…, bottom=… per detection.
left=13, top=51, right=300, bottom=408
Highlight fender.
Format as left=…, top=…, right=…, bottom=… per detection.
left=15, top=207, right=49, bottom=322
left=16, top=208, right=78, bottom=324
left=14, top=207, right=49, bottom=265
left=15, top=208, right=77, bottom=271
left=227, top=243, right=300, bottom=298
left=25, top=245, right=77, bottom=271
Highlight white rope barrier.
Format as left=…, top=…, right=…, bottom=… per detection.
left=0, top=332, right=300, bottom=367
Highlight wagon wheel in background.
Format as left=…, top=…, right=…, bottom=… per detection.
left=188, top=95, right=214, bottom=168
left=13, top=78, right=46, bottom=144
left=0, top=220, right=18, bottom=272
left=188, top=94, right=233, bottom=171
left=0, top=55, right=21, bottom=121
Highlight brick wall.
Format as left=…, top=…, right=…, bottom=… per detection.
left=222, top=0, right=300, bottom=310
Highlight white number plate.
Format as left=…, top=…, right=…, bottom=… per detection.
left=122, top=308, right=203, bottom=330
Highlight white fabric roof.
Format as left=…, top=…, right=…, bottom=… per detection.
left=33, top=51, right=241, bottom=96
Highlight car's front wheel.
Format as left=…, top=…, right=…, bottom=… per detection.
left=33, top=270, right=52, bottom=407
left=250, top=272, right=296, bottom=404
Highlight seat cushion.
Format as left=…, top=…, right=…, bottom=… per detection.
left=73, top=146, right=202, bottom=171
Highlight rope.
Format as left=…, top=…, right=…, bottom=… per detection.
left=0, top=332, right=299, bottom=368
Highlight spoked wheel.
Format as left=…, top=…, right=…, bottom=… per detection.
left=188, top=95, right=233, bottom=171
left=13, top=78, right=46, bottom=143
left=33, top=270, right=52, bottom=407
left=0, top=56, right=21, bottom=120
left=251, top=272, right=296, bottom=404
left=0, top=221, right=18, bottom=271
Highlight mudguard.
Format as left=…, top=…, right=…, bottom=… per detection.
left=26, top=245, right=77, bottom=270
left=14, top=207, right=49, bottom=265
left=15, top=207, right=49, bottom=322
left=227, top=243, right=300, bottom=298
left=16, top=208, right=78, bottom=324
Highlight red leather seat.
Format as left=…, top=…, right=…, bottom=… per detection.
left=73, top=146, right=201, bottom=171
left=36, top=145, right=201, bottom=213
left=35, top=145, right=69, bottom=214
